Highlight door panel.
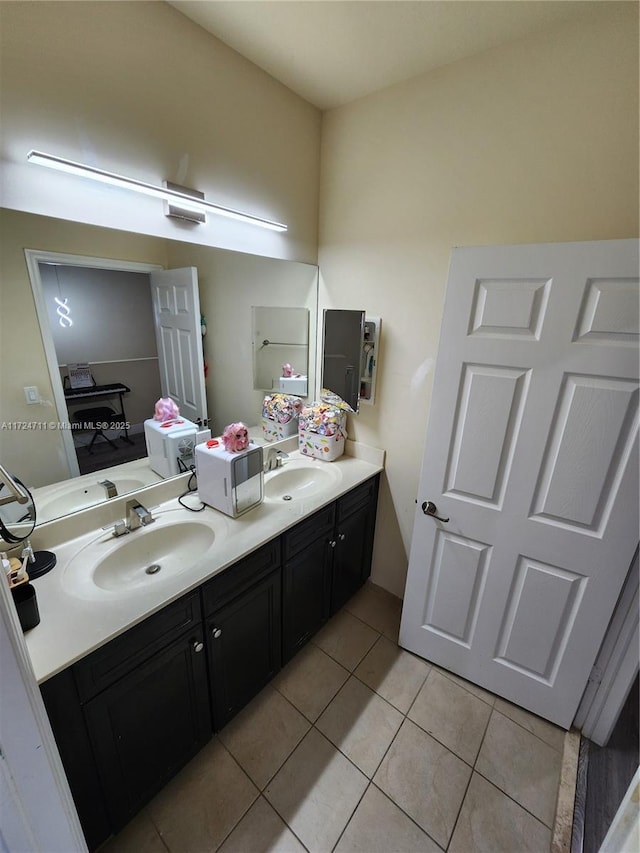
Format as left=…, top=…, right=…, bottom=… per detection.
left=150, top=267, right=207, bottom=425
left=530, top=374, right=638, bottom=532
left=400, top=239, right=639, bottom=728
left=445, top=364, right=530, bottom=507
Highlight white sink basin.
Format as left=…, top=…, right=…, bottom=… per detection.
left=35, top=477, right=151, bottom=523
left=62, top=512, right=217, bottom=599
left=264, top=458, right=342, bottom=501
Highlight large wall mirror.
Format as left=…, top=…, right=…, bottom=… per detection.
left=0, top=208, right=318, bottom=524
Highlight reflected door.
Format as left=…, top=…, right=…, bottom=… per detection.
left=150, top=267, right=207, bottom=425
left=400, top=239, right=639, bottom=728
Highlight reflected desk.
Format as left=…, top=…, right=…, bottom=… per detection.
left=64, top=383, right=132, bottom=445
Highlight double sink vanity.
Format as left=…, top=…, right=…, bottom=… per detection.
left=23, top=441, right=383, bottom=850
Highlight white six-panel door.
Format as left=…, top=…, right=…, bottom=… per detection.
left=149, top=267, right=207, bottom=426
left=399, top=239, right=639, bottom=728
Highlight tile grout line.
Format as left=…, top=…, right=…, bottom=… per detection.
left=443, top=701, right=496, bottom=851
left=329, top=779, right=372, bottom=853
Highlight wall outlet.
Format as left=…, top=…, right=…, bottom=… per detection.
left=24, top=386, right=40, bottom=405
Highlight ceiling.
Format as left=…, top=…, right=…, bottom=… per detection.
left=168, top=0, right=608, bottom=110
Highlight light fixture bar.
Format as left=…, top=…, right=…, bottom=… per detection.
left=27, top=150, right=287, bottom=232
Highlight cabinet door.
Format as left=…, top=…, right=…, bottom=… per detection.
left=84, top=627, right=210, bottom=831
left=41, top=670, right=111, bottom=851
left=283, top=534, right=332, bottom=663
left=208, top=568, right=282, bottom=730
left=331, top=502, right=372, bottom=613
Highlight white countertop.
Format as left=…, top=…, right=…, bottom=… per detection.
left=24, top=445, right=383, bottom=684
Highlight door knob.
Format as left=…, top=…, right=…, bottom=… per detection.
left=192, top=640, right=204, bottom=653
left=211, top=627, right=222, bottom=639
left=421, top=501, right=449, bottom=523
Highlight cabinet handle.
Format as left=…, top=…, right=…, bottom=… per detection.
left=338, top=533, right=346, bottom=541
left=192, top=640, right=204, bottom=653
left=328, top=539, right=336, bottom=548
left=211, top=627, right=222, bottom=639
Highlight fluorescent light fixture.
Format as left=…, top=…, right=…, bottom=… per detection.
left=27, top=149, right=288, bottom=233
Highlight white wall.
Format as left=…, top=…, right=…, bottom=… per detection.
left=0, top=1, right=320, bottom=264
left=318, top=4, right=639, bottom=597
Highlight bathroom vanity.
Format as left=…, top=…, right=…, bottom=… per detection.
left=28, top=448, right=382, bottom=849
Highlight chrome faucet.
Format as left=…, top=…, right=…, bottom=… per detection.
left=99, top=479, right=118, bottom=498
left=264, top=448, right=289, bottom=472
left=125, top=500, right=155, bottom=530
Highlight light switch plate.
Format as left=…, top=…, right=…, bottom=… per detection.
left=24, top=386, right=40, bottom=404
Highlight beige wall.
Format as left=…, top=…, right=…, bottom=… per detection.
left=318, top=4, right=639, bottom=597
left=0, top=1, right=320, bottom=264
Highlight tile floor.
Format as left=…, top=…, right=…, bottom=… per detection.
left=101, top=582, right=567, bottom=853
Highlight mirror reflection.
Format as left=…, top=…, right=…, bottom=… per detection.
left=252, top=306, right=309, bottom=395
left=39, top=262, right=163, bottom=477
left=0, top=467, right=36, bottom=544
left=0, top=208, right=318, bottom=524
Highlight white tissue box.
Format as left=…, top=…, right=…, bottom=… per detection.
left=261, top=416, right=298, bottom=442
left=298, top=428, right=345, bottom=462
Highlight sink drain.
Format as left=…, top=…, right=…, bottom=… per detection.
left=282, top=495, right=293, bottom=501
left=145, top=564, right=162, bottom=575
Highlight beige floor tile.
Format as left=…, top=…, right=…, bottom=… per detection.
left=312, top=609, right=379, bottom=671
left=373, top=718, right=471, bottom=849
left=147, top=739, right=258, bottom=853
left=100, top=810, right=168, bottom=853
left=494, top=697, right=566, bottom=752
left=264, top=728, right=368, bottom=853
left=334, top=783, right=443, bottom=853
left=354, top=635, right=430, bottom=714
left=217, top=796, right=307, bottom=853
left=344, top=581, right=403, bottom=640
left=434, top=665, right=497, bottom=706
left=218, top=685, right=310, bottom=789
left=316, top=676, right=404, bottom=777
left=449, top=772, right=552, bottom=853
left=273, top=642, right=349, bottom=722
left=476, top=710, right=562, bottom=827
left=408, top=668, right=492, bottom=765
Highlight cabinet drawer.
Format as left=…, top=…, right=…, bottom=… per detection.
left=283, top=504, right=335, bottom=561
left=74, top=590, right=201, bottom=702
left=337, top=475, right=379, bottom=523
left=202, top=539, right=281, bottom=615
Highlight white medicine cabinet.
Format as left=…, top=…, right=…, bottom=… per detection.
left=360, top=316, right=380, bottom=405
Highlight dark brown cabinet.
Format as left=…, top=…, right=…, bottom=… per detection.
left=330, top=476, right=379, bottom=613
left=84, top=627, right=210, bottom=830
left=203, top=540, right=282, bottom=730
left=41, top=591, right=210, bottom=845
left=40, top=475, right=379, bottom=850
left=282, top=503, right=335, bottom=662
left=282, top=475, right=379, bottom=660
